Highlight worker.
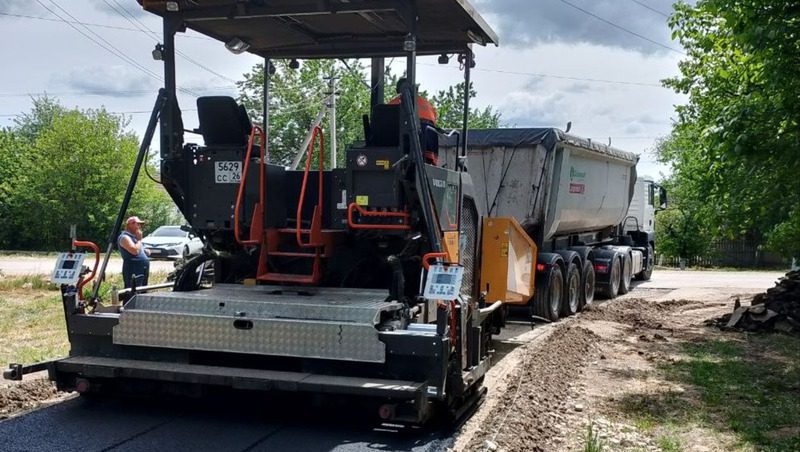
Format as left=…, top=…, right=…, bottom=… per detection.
left=118, top=216, right=151, bottom=289
left=388, top=78, right=440, bottom=165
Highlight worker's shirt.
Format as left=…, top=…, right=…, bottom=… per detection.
left=388, top=95, right=438, bottom=124
left=117, top=231, right=148, bottom=262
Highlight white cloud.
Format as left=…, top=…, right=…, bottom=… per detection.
left=475, top=0, right=680, bottom=55
left=59, top=65, right=157, bottom=97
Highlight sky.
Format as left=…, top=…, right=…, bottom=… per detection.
left=0, top=0, right=687, bottom=179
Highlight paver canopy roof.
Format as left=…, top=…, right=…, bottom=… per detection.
left=139, top=0, right=499, bottom=58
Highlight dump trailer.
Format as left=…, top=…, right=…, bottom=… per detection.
left=441, top=129, right=662, bottom=320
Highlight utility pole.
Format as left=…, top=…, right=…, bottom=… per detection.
left=326, top=75, right=339, bottom=169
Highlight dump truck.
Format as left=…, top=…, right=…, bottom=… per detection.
left=4, top=0, right=662, bottom=424
left=440, top=129, right=665, bottom=321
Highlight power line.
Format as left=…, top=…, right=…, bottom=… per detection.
left=36, top=0, right=198, bottom=97
left=0, top=10, right=210, bottom=39
left=628, top=0, right=671, bottom=18
left=557, top=0, right=684, bottom=54
left=104, top=0, right=238, bottom=83
left=0, top=108, right=198, bottom=118
left=33, top=1, right=162, bottom=86
left=0, top=85, right=238, bottom=98
left=417, top=62, right=665, bottom=88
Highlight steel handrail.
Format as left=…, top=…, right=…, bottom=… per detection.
left=296, top=126, right=324, bottom=247
left=72, top=240, right=100, bottom=301
left=234, top=126, right=267, bottom=246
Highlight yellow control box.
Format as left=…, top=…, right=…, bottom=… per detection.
left=479, top=217, right=537, bottom=305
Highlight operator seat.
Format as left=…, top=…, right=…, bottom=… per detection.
left=196, top=96, right=252, bottom=146
left=366, top=104, right=401, bottom=147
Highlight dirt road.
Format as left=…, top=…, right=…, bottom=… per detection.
left=0, top=255, right=175, bottom=277
left=454, top=269, right=791, bottom=452
left=0, top=269, right=788, bottom=451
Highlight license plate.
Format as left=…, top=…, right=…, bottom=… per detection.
left=215, top=161, right=242, bottom=184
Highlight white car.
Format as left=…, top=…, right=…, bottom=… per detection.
left=141, top=225, right=203, bottom=260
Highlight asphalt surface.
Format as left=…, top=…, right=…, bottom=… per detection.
left=0, top=268, right=786, bottom=452
left=0, top=396, right=453, bottom=452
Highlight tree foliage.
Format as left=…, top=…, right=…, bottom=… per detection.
left=0, top=97, right=178, bottom=251
left=237, top=60, right=500, bottom=166
left=659, top=0, right=800, bottom=258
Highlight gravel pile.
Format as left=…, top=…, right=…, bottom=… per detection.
left=0, top=379, right=59, bottom=419
left=466, top=325, right=600, bottom=452
left=710, top=270, right=800, bottom=334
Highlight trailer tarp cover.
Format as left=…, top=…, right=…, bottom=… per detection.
left=447, top=128, right=559, bottom=150
left=445, top=128, right=639, bottom=163
left=139, top=0, right=498, bottom=58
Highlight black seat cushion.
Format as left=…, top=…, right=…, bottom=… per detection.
left=197, top=96, right=252, bottom=146
left=369, top=104, right=401, bottom=147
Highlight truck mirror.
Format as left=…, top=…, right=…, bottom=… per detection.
left=658, top=187, right=668, bottom=210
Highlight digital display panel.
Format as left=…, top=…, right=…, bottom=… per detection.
left=434, top=273, right=455, bottom=285
left=61, top=260, right=77, bottom=270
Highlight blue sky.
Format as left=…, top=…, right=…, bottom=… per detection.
left=0, top=0, right=686, bottom=179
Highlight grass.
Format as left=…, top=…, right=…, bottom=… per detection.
left=0, top=274, right=60, bottom=291
left=618, top=334, right=800, bottom=451
left=583, top=422, right=605, bottom=452
left=0, top=289, right=68, bottom=366
left=674, top=337, right=800, bottom=451
left=656, top=432, right=683, bottom=452
left=0, top=271, right=171, bottom=366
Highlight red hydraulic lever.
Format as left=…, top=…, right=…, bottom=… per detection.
left=72, top=240, right=100, bottom=301
left=234, top=126, right=267, bottom=246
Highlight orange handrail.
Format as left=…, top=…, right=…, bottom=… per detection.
left=422, top=252, right=448, bottom=270
left=346, top=203, right=411, bottom=230
left=296, top=126, right=324, bottom=248
left=72, top=240, right=100, bottom=301
left=234, top=126, right=267, bottom=246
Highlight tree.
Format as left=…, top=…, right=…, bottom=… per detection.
left=430, top=82, right=500, bottom=130
left=236, top=60, right=501, bottom=166
left=0, top=97, right=178, bottom=250
left=659, top=0, right=800, bottom=259
left=237, top=59, right=371, bottom=166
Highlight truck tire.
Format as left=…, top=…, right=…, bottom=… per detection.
left=580, top=259, right=595, bottom=309
left=561, top=262, right=581, bottom=317
left=599, top=256, right=620, bottom=299
left=533, top=264, right=563, bottom=322
left=635, top=245, right=654, bottom=281
left=619, top=253, right=633, bottom=294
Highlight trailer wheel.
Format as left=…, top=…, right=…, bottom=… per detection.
left=635, top=245, right=654, bottom=281
left=599, top=256, right=620, bottom=299
left=561, top=262, right=581, bottom=317
left=619, top=253, right=633, bottom=294
left=580, top=259, right=595, bottom=309
left=533, top=264, right=563, bottom=322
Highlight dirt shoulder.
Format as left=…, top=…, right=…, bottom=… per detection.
left=453, top=274, right=798, bottom=451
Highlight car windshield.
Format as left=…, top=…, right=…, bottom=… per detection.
left=150, top=226, right=187, bottom=238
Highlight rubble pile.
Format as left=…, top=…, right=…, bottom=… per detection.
left=711, top=270, right=800, bottom=334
